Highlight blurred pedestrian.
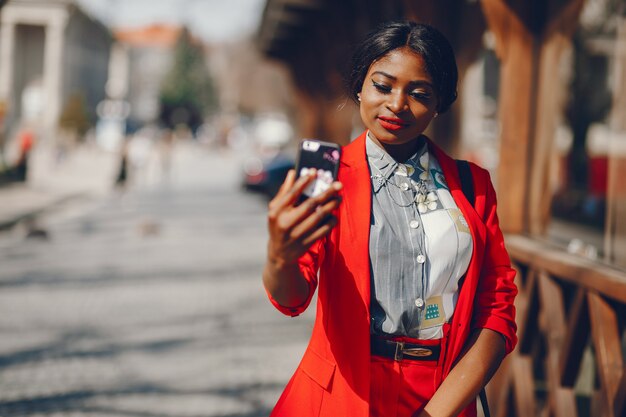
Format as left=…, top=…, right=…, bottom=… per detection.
left=115, top=139, right=129, bottom=189
left=262, top=21, right=517, bottom=417
left=14, top=128, right=34, bottom=182
left=127, top=128, right=154, bottom=186
left=159, top=129, right=174, bottom=183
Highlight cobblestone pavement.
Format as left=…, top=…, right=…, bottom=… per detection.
left=0, top=142, right=314, bottom=417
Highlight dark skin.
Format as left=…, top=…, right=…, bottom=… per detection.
left=263, top=46, right=506, bottom=417
left=375, top=137, right=425, bottom=163
left=418, top=328, right=506, bottom=416
left=263, top=169, right=342, bottom=308
left=263, top=172, right=506, bottom=417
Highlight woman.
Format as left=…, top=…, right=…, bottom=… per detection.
left=263, top=21, right=517, bottom=417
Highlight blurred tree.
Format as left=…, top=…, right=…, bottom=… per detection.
left=59, top=92, right=92, bottom=138
left=158, top=27, right=218, bottom=132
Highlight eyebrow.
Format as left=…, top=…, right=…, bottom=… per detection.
left=371, top=71, right=433, bottom=87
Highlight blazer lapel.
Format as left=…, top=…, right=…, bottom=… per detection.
left=338, top=132, right=372, bottom=313
left=430, top=140, right=486, bottom=285
left=430, top=140, right=487, bottom=374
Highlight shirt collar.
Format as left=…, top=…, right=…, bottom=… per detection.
left=366, top=131, right=429, bottom=192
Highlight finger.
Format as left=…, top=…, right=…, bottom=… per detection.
left=272, top=191, right=340, bottom=243
left=272, top=169, right=317, bottom=211
left=288, top=181, right=343, bottom=225
left=290, top=197, right=341, bottom=239
left=300, top=216, right=337, bottom=247
left=309, top=181, right=343, bottom=207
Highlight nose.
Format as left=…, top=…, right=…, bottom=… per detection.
left=386, top=90, right=408, bottom=113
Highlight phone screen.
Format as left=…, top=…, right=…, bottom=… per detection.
left=296, top=139, right=341, bottom=199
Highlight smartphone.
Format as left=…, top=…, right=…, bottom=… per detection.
left=295, top=139, right=341, bottom=200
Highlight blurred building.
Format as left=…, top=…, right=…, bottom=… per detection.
left=0, top=0, right=111, bottom=139
left=258, top=1, right=626, bottom=416
left=210, top=39, right=294, bottom=118
left=113, top=24, right=182, bottom=129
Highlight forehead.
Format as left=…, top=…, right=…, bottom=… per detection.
left=367, top=47, right=432, bottom=82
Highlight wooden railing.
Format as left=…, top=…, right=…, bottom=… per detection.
left=486, top=234, right=626, bottom=417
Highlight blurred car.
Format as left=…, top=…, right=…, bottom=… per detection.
left=242, top=153, right=295, bottom=198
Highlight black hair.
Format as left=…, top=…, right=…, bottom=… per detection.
left=347, top=21, right=458, bottom=113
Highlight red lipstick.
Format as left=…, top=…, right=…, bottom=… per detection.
left=378, top=116, right=409, bottom=131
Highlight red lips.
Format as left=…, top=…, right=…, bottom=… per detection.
left=378, top=116, right=409, bottom=131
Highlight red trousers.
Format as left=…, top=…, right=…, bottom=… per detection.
left=369, top=326, right=457, bottom=417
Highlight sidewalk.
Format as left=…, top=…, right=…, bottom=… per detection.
left=0, top=143, right=118, bottom=231
left=0, top=184, right=84, bottom=230
left=0, top=138, right=237, bottom=231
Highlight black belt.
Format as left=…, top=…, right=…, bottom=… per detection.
left=371, top=337, right=441, bottom=361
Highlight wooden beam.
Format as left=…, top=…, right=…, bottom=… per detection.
left=527, top=0, right=584, bottom=235
left=615, top=372, right=626, bottom=417
left=538, top=271, right=578, bottom=417
left=481, top=0, right=584, bottom=234
left=518, top=268, right=540, bottom=354
left=559, top=287, right=589, bottom=387
left=538, top=272, right=567, bottom=351
left=513, top=355, right=537, bottom=417
left=506, top=234, right=626, bottom=304
left=588, top=292, right=625, bottom=417
left=480, top=0, right=536, bottom=233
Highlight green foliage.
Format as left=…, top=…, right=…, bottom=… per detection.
left=159, top=27, right=218, bottom=130
left=59, top=92, right=91, bottom=136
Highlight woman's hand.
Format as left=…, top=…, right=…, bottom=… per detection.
left=263, top=169, right=342, bottom=308
left=418, top=328, right=506, bottom=417
left=267, top=169, right=342, bottom=268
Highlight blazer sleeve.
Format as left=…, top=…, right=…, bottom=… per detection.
left=471, top=167, right=518, bottom=354
left=265, top=237, right=325, bottom=317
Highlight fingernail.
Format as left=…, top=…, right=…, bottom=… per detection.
left=333, top=182, right=343, bottom=190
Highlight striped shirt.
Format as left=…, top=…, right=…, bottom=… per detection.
left=367, top=134, right=473, bottom=339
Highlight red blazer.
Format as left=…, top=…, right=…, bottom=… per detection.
left=267, top=132, right=517, bottom=417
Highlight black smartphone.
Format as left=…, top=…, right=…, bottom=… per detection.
left=295, top=139, right=342, bottom=200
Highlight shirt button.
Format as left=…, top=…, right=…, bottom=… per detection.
left=415, top=298, right=424, bottom=308
left=417, top=254, right=426, bottom=264
left=409, top=219, right=420, bottom=229
left=400, top=182, right=409, bottom=191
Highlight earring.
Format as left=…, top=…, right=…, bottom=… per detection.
left=357, top=93, right=361, bottom=102
left=433, top=112, right=439, bottom=118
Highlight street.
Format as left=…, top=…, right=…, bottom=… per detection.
left=0, top=142, right=314, bottom=417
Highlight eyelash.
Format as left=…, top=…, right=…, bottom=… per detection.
left=372, top=81, right=391, bottom=93
left=372, top=81, right=431, bottom=100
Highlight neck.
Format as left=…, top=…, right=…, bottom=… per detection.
left=369, top=134, right=425, bottom=163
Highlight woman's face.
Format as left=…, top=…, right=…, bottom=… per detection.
left=359, top=47, right=439, bottom=146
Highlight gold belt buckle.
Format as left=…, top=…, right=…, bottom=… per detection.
left=394, top=341, right=405, bottom=361
left=403, top=347, right=433, bottom=358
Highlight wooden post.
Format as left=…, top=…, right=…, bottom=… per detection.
left=538, top=271, right=578, bottom=417
left=527, top=0, right=584, bottom=235
left=480, top=0, right=538, bottom=233
left=588, top=292, right=625, bottom=417
left=480, top=0, right=583, bottom=234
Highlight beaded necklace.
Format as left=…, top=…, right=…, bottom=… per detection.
left=370, top=150, right=434, bottom=210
